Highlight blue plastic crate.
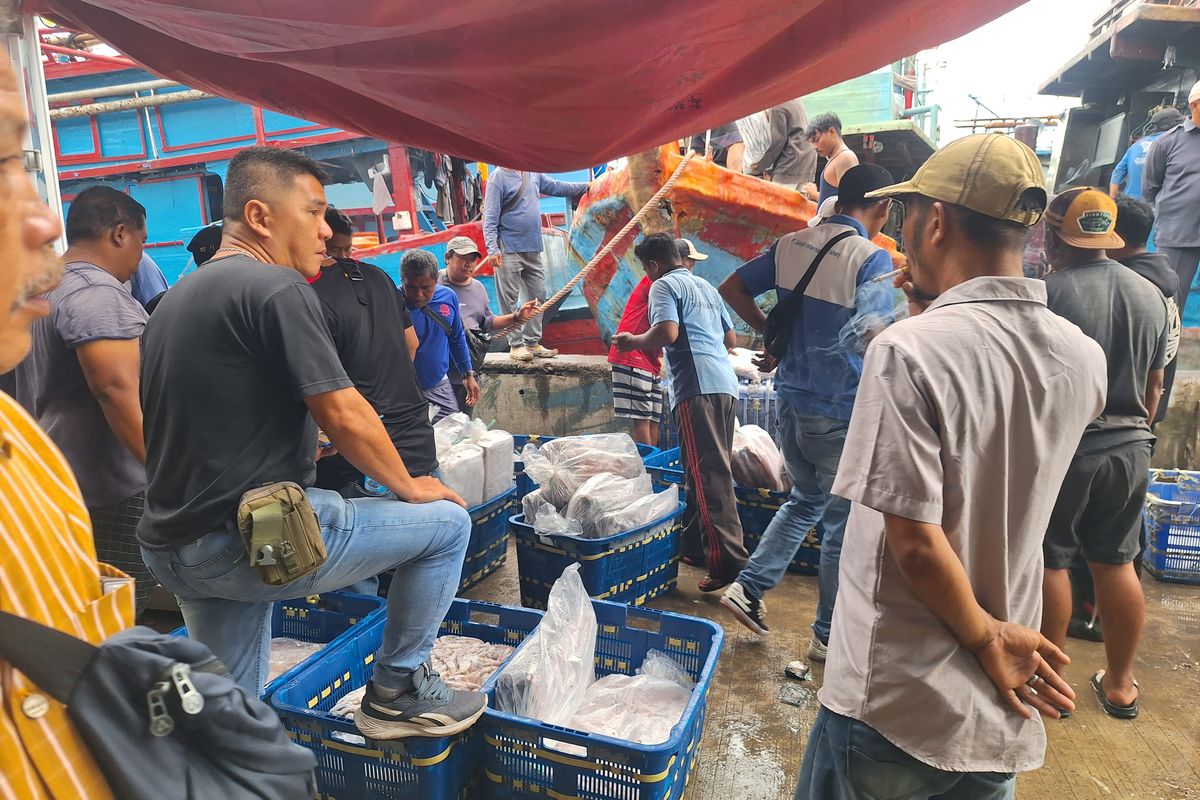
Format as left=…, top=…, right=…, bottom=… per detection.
left=646, top=447, right=821, bottom=575
left=1144, top=470, right=1200, bottom=585
left=271, top=599, right=544, bottom=800
left=172, top=591, right=385, bottom=698
left=513, top=435, right=658, bottom=503
left=658, top=381, right=776, bottom=451
left=482, top=600, right=724, bottom=800
left=377, top=485, right=518, bottom=598
left=461, top=485, right=518, bottom=591
left=509, top=492, right=684, bottom=609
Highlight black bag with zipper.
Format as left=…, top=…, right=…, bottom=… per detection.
left=0, top=610, right=317, bottom=799
left=762, top=229, right=854, bottom=359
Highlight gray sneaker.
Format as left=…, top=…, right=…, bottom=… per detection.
left=354, top=663, right=487, bottom=740
left=807, top=635, right=828, bottom=663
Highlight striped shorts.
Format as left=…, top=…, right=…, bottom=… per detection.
left=611, top=365, right=665, bottom=421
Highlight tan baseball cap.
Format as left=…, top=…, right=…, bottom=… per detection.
left=866, top=133, right=1048, bottom=226
left=446, top=235, right=481, bottom=257
left=1044, top=187, right=1124, bottom=249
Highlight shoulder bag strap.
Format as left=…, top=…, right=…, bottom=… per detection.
left=0, top=609, right=99, bottom=703
left=420, top=304, right=454, bottom=336
left=772, top=229, right=856, bottom=321
left=499, top=171, right=528, bottom=217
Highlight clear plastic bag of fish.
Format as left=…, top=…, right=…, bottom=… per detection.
left=495, top=563, right=596, bottom=725
left=566, top=650, right=694, bottom=746
left=638, top=648, right=695, bottom=690
left=564, top=472, right=653, bottom=538
left=521, top=434, right=645, bottom=509
left=522, top=484, right=554, bottom=521
left=731, top=424, right=789, bottom=492
left=594, top=485, right=680, bottom=539
left=533, top=502, right=582, bottom=538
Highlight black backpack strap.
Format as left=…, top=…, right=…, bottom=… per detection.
left=420, top=304, right=454, bottom=336
left=773, top=228, right=855, bottom=319
left=0, top=609, right=99, bottom=703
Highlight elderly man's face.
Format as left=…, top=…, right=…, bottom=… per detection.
left=0, top=62, right=63, bottom=373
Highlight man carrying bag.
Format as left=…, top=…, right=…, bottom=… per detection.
left=717, top=165, right=898, bottom=670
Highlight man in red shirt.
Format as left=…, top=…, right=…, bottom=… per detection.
left=608, top=238, right=706, bottom=446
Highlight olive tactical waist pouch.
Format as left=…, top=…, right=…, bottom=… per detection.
left=237, top=482, right=326, bottom=585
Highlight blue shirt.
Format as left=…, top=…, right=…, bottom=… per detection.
left=405, top=285, right=473, bottom=390
left=1111, top=132, right=1164, bottom=200
left=648, top=268, right=739, bottom=407
left=130, top=253, right=168, bottom=307
left=482, top=169, right=589, bottom=254
left=736, top=215, right=895, bottom=419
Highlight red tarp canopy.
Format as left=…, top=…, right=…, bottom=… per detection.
left=28, top=0, right=1024, bottom=170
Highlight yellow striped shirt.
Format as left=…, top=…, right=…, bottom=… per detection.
left=0, top=391, right=133, bottom=800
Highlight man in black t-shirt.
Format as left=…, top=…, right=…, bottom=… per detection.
left=137, top=147, right=486, bottom=741
left=312, top=206, right=437, bottom=497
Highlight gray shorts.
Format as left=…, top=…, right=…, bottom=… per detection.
left=424, top=378, right=460, bottom=422
left=1044, top=439, right=1152, bottom=569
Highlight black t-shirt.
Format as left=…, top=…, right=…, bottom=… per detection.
left=309, top=259, right=438, bottom=490
left=137, top=256, right=353, bottom=549
left=1117, top=251, right=1179, bottom=299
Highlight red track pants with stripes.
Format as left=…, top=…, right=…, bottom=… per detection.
left=675, top=393, right=748, bottom=584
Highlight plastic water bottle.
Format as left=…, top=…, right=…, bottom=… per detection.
left=361, top=476, right=389, bottom=497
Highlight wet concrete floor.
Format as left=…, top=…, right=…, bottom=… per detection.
left=464, top=543, right=1200, bottom=800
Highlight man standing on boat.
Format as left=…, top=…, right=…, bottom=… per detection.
left=482, top=168, right=589, bottom=362
left=746, top=98, right=818, bottom=190
left=804, top=112, right=860, bottom=205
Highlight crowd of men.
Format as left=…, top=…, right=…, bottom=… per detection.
left=608, top=82, right=1200, bottom=799
left=1, top=30, right=1198, bottom=794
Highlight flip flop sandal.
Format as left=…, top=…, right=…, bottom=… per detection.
left=1090, top=670, right=1139, bottom=719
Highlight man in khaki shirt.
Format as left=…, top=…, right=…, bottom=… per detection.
left=796, top=135, right=1107, bottom=799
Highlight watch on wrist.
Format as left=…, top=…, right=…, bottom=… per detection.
left=464, top=370, right=477, bottom=378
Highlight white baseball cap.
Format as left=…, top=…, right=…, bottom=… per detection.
left=807, top=196, right=838, bottom=227
left=1189, top=80, right=1200, bottom=105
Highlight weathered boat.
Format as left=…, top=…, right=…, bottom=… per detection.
left=568, top=145, right=904, bottom=342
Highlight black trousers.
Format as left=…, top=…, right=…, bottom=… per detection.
left=675, top=393, right=748, bottom=583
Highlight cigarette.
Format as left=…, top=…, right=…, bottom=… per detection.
left=869, top=267, right=909, bottom=284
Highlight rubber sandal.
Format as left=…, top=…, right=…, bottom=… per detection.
left=1090, top=670, right=1139, bottom=719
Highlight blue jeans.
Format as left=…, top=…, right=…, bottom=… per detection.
left=142, top=487, right=471, bottom=693
left=736, top=404, right=850, bottom=643
left=796, top=707, right=1016, bottom=800
left=332, top=470, right=444, bottom=597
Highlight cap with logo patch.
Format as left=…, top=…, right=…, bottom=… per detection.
left=866, top=133, right=1047, bottom=226
left=1044, top=187, right=1125, bottom=250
